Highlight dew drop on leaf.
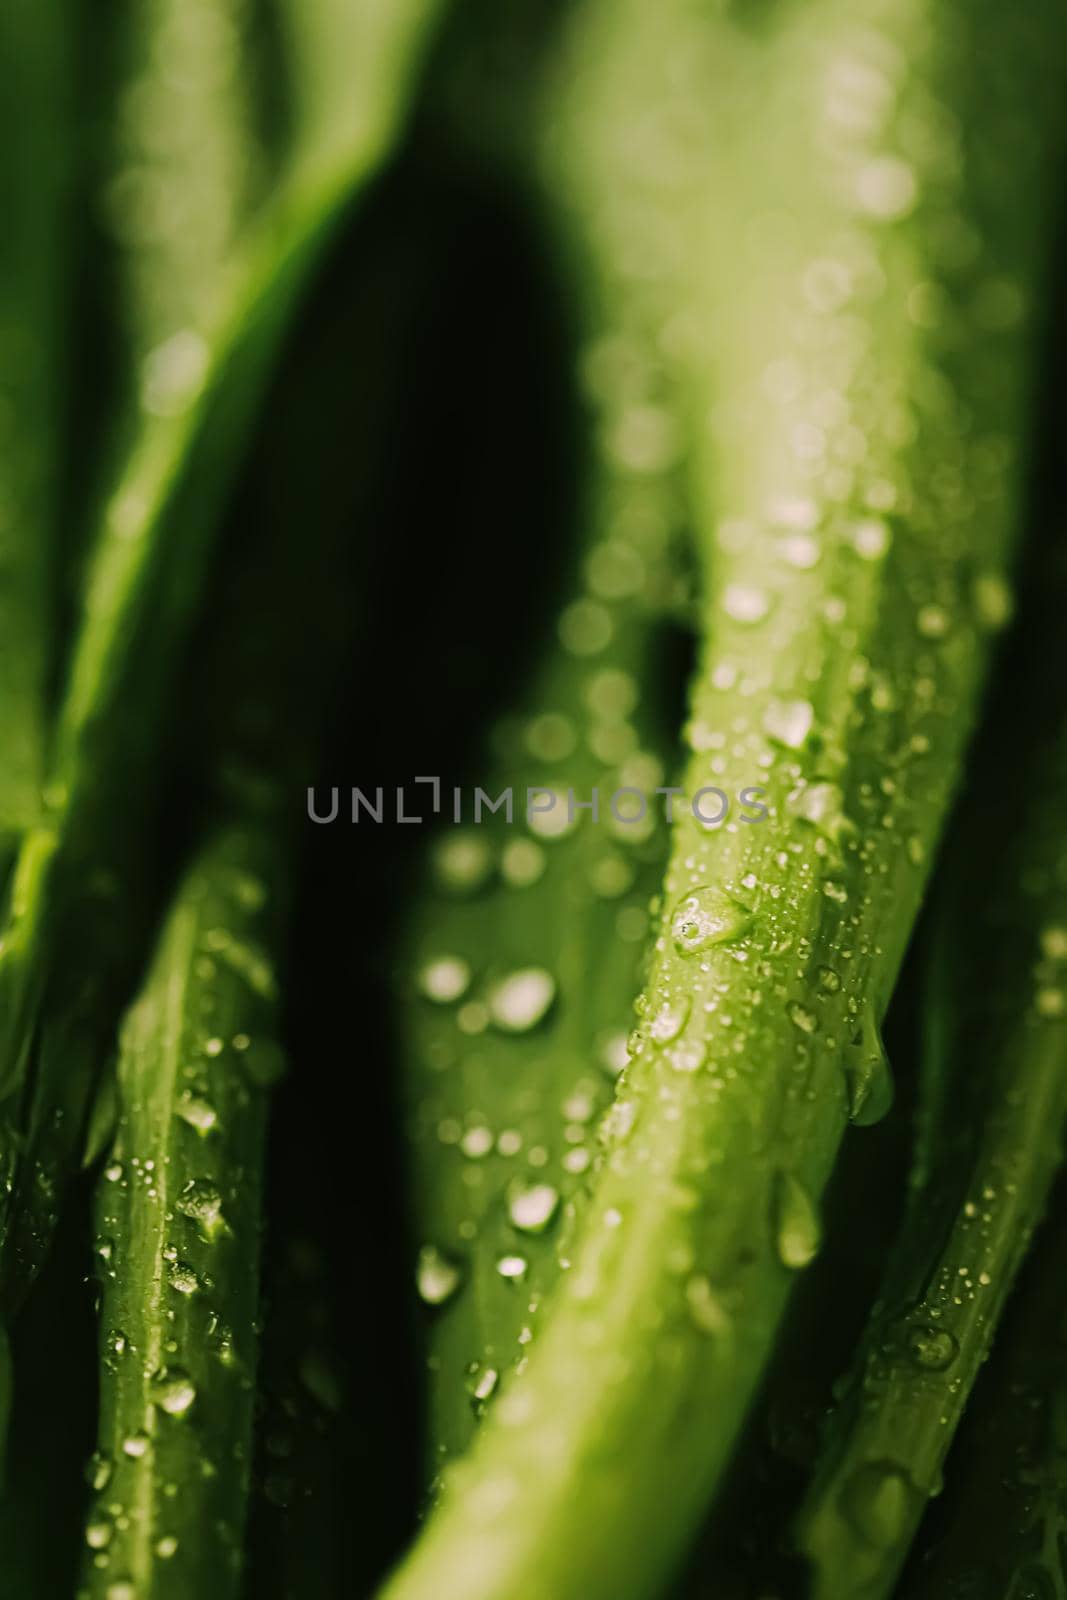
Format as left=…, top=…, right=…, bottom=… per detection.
left=460, top=1126, right=494, bottom=1160
left=599, top=1033, right=630, bottom=1076
left=151, top=1366, right=197, bottom=1418
left=722, top=583, right=771, bottom=624
left=416, top=1245, right=463, bottom=1307
left=167, top=1260, right=202, bottom=1296
left=1040, top=925, right=1067, bottom=961
left=434, top=833, right=493, bottom=895
left=649, top=995, right=691, bottom=1043
left=972, top=571, right=1013, bottom=631
left=174, top=1094, right=218, bottom=1135
left=501, top=839, right=545, bottom=888
left=852, top=518, right=890, bottom=561
left=1036, top=986, right=1066, bottom=1020
left=467, top=1365, right=499, bottom=1412
left=845, top=1012, right=895, bottom=1125
left=488, top=969, right=556, bottom=1032
left=904, top=1324, right=959, bottom=1372
left=774, top=1172, right=822, bottom=1270
left=685, top=1275, right=730, bottom=1336
left=671, top=888, right=752, bottom=955
left=785, top=781, right=854, bottom=846
left=85, top=1452, right=113, bottom=1493
left=418, top=956, right=472, bottom=1004
left=786, top=1000, right=819, bottom=1035
left=86, top=1513, right=114, bottom=1550
left=916, top=603, right=950, bottom=640
left=763, top=699, right=815, bottom=749
left=176, top=1178, right=226, bottom=1240
left=507, top=1182, right=561, bottom=1235
left=668, top=1038, right=707, bottom=1073
left=840, top=1460, right=919, bottom=1548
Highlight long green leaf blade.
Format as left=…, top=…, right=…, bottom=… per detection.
left=382, top=2, right=1067, bottom=1596
left=0, top=1, right=73, bottom=852
left=0, top=0, right=446, bottom=1310
left=82, top=825, right=282, bottom=1600
left=797, top=516, right=1067, bottom=1598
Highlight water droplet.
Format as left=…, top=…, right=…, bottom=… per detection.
left=1036, top=987, right=1065, bottom=1020
left=778, top=534, right=820, bottom=569
left=418, top=956, right=472, bottom=1004
left=496, top=1254, right=528, bottom=1282
left=817, top=966, right=842, bottom=994
left=434, top=833, right=493, bottom=895
left=649, top=996, right=691, bottom=1044
left=916, top=603, right=950, bottom=640
left=86, top=1513, right=114, bottom=1550
left=852, top=519, right=890, bottom=561
left=528, top=789, right=580, bottom=841
left=526, top=712, right=577, bottom=762
left=85, top=1453, right=113, bottom=1493
left=508, top=1182, right=560, bottom=1235
left=841, top=1461, right=919, bottom=1548
left=668, top=1038, right=707, bottom=1073
left=972, top=571, right=1013, bottom=631
left=685, top=1275, right=730, bottom=1336
left=155, top=1536, right=179, bottom=1560
left=467, top=1365, right=499, bottom=1411
left=167, top=1260, right=202, bottom=1296
left=105, top=1327, right=129, bottom=1364
left=416, top=1245, right=463, bottom=1307
left=785, top=781, right=854, bottom=846
left=671, top=888, right=751, bottom=955
left=106, top=1583, right=137, bottom=1600
left=562, top=1089, right=596, bottom=1124
left=763, top=699, right=815, bottom=750
left=123, top=1432, right=150, bottom=1459
left=786, top=1000, right=819, bottom=1035
left=460, top=1125, right=494, bottom=1160
left=905, top=1324, right=959, bottom=1372
left=559, top=599, right=612, bottom=656
left=599, top=1033, right=630, bottom=1076
left=151, top=1366, right=197, bottom=1418
left=488, top=969, right=556, bottom=1033
left=589, top=853, right=635, bottom=899
left=1042, top=926, right=1067, bottom=961
left=174, top=1095, right=218, bottom=1135
left=501, top=840, right=545, bottom=888
left=774, top=1173, right=821, bottom=1270
left=176, top=1179, right=225, bottom=1240
left=722, top=584, right=771, bottom=624
left=846, top=1012, right=895, bottom=1126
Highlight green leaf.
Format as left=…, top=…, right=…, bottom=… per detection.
left=404, top=514, right=683, bottom=1472
left=0, top=1, right=74, bottom=852
left=81, top=824, right=283, bottom=1600
left=797, top=508, right=1067, bottom=1600
left=381, top=3, right=1067, bottom=1597
left=0, top=0, right=447, bottom=1310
